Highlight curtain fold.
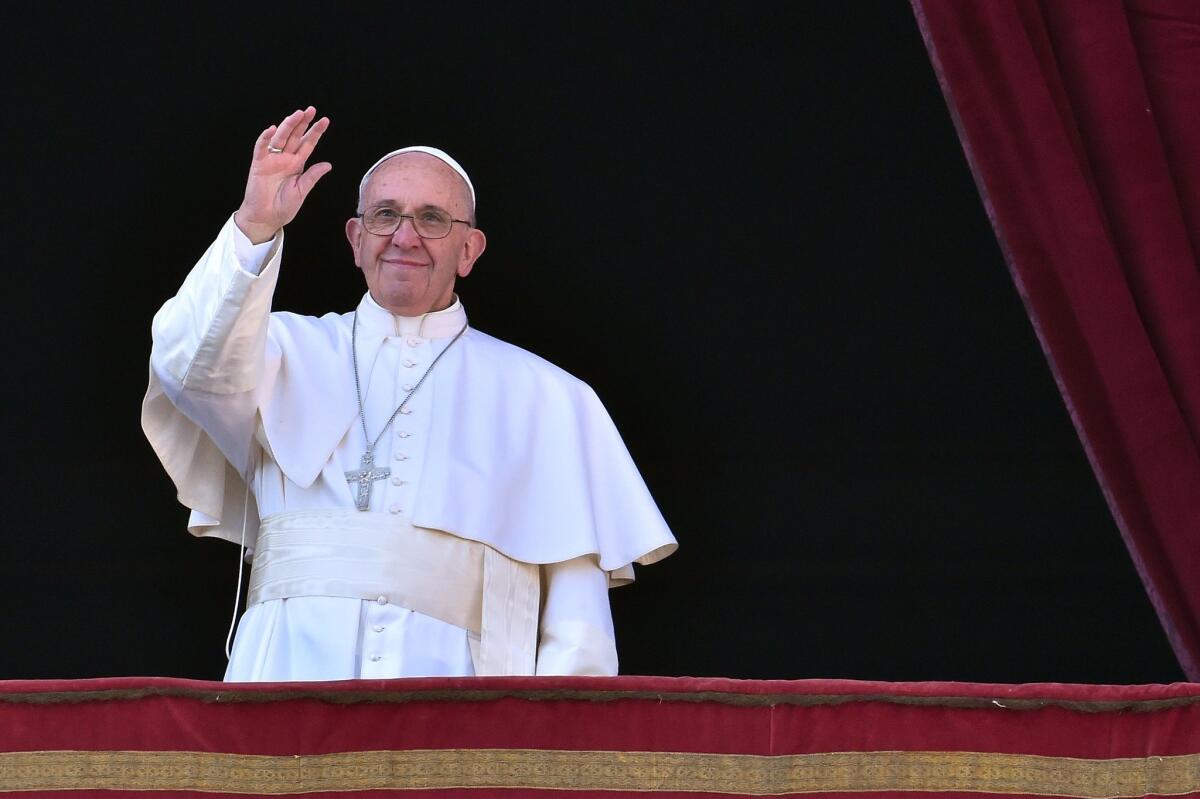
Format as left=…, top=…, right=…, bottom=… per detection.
left=913, top=0, right=1200, bottom=679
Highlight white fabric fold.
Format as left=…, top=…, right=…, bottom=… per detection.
left=249, top=509, right=539, bottom=675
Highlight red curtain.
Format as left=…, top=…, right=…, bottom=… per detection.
left=913, top=1, right=1200, bottom=679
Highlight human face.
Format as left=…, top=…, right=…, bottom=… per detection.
left=345, top=153, right=486, bottom=316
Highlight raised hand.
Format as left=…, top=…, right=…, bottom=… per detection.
left=234, top=107, right=332, bottom=244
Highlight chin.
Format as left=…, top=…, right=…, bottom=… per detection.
left=373, top=284, right=421, bottom=312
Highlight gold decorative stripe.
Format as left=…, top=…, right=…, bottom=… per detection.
left=5, top=684, right=1200, bottom=713
left=3, top=748, right=1200, bottom=796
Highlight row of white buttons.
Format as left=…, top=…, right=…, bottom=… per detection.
left=368, top=596, right=390, bottom=662
left=387, top=356, right=417, bottom=512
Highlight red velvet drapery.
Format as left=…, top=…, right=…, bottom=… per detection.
left=913, top=1, right=1200, bottom=679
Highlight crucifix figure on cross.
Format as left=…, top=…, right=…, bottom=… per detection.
left=345, top=449, right=391, bottom=511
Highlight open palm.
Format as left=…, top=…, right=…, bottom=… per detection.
left=235, top=106, right=331, bottom=244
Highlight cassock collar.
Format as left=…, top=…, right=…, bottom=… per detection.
left=356, top=292, right=468, bottom=339
left=267, top=293, right=470, bottom=491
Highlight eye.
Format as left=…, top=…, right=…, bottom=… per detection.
left=420, top=209, right=450, bottom=224
left=370, top=207, right=400, bottom=220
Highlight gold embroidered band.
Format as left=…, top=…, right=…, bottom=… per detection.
left=3, top=748, right=1200, bottom=796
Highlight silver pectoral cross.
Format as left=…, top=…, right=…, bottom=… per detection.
left=345, top=450, right=391, bottom=511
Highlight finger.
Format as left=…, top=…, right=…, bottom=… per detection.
left=283, top=107, right=317, bottom=153
left=252, top=125, right=278, bottom=160
left=296, top=161, right=332, bottom=197
left=270, top=108, right=306, bottom=151
left=294, top=116, right=330, bottom=164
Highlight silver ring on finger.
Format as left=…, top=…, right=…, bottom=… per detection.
left=267, top=145, right=285, bottom=154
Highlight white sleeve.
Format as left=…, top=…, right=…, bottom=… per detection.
left=232, top=221, right=277, bottom=276
left=147, top=213, right=283, bottom=474
left=535, top=556, right=618, bottom=676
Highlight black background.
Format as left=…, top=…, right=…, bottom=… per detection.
left=1, top=4, right=1181, bottom=684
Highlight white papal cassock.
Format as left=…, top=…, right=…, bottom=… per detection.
left=142, top=216, right=676, bottom=681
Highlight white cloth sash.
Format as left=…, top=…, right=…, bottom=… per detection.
left=247, top=509, right=540, bottom=675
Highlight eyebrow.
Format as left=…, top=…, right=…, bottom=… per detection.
left=370, top=200, right=452, bottom=215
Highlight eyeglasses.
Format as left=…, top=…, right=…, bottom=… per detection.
left=356, top=205, right=471, bottom=239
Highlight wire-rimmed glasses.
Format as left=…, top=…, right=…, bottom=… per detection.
left=356, top=205, right=471, bottom=239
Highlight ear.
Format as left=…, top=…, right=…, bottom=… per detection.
left=456, top=227, right=487, bottom=278
left=345, top=217, right=363, bottom=267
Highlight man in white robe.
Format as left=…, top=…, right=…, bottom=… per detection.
left=142, top=107, right=676, bottom=681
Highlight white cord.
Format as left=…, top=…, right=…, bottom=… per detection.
left=224, top=460, right=253, bottom=661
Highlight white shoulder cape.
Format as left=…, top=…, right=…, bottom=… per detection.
left=142, top=233, right=676, bottom=581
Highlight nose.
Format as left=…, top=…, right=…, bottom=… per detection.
left=390, top=217, right=422, bottom=247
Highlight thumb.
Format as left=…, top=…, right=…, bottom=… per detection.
left=297, top=162, right=333, bottom=198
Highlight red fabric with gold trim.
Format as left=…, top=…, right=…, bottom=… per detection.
left=3, top=676, right=1200, bottom=796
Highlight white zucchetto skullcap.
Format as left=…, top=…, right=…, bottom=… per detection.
left=358, top=146, right=476, bottom=208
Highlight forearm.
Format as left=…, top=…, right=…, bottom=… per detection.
left=536, top=556, right=618, bottom=676
left=150, top=214, right=282, bottom=394
left=151, top=103, right=329, bottom=394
